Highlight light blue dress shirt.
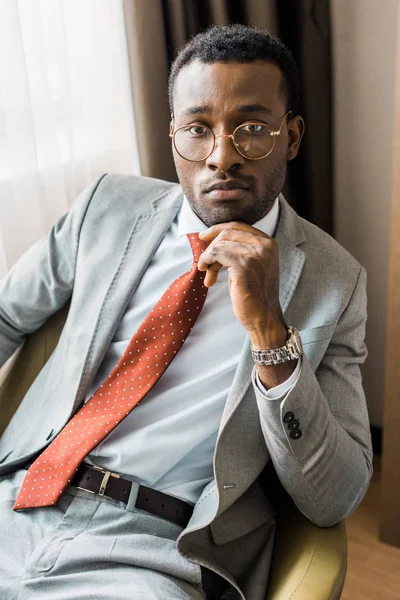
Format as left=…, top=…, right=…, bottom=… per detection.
left=84, top=196, right=300, bottom=504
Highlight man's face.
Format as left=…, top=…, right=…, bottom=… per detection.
left=171, top=59, right=304, bottom=227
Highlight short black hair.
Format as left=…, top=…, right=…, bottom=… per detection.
left=168, top=24, right=299, bottom=116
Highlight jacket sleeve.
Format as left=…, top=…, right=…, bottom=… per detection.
left=0, top=174, right=106, bottom=368
left=253, top=266, right=373, bottom=527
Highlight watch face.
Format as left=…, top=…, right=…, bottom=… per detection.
left=289, top=327, right=303, bottom=356
left=293, top=328, right=304, bottom=355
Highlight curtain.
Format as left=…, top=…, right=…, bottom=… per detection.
left=276, top=0, right=332, bottom=232
left=123, top=0, right=333, bottom=233
left=0, top=0, right=141, bottom=278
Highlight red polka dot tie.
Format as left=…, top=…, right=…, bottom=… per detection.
left=14, top=233, right=209, bottom=510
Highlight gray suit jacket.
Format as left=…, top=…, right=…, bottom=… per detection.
left=0, top=174, right=372, bottom=599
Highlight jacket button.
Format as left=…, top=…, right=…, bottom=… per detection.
left=290, top=429, right=302, bottom=440
left=283, top=412, right=295, bottom=423
left=288, top=420, right=300, bottom=430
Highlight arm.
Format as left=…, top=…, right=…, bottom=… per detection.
left=253, top=267, right=372, bottom=526
left=198, top=222, right=372, bottom=527
left=0, top=174, right=106, bottom=368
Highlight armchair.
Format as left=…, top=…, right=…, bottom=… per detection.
left=0, top=304, right=347, bottom=599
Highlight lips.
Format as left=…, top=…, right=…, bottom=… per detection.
left=203, top=180, right=250, bottom=201
left=204, top=180, right=249, bottom=193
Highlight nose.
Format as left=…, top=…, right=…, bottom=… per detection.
left=205, top=134, right=244, bottom=172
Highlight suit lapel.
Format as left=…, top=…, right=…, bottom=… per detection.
left=275, top=195, right=306, bottom=313
left=72, top=185, right=184, bottom=412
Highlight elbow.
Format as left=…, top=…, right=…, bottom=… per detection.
left=307, top=504, right=356, bottom=528
left=311, top=513, right=345, bottom=528
left=307, top=459, right=373, bottom=528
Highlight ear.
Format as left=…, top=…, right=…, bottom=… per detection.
left=287, top=115, right=305, bottom=160
left=169, top=114, right=174, bottom=137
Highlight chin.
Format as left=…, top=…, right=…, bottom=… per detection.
left=193, top=203, right=246, bottom=227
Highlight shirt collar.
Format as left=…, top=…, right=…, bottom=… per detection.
left=177, top=194, right=280, bottom=238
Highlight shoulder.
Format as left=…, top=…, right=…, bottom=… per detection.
left=98, top=173, right=179, bottom=195
left=88, top=173, right=182, bottom=213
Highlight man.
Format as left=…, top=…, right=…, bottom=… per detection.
left=0, top=24, right=372, bottom=600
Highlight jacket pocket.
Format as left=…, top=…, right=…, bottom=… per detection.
left=299, top=322, right=336, bottom=371
left=299, top=322, right=336, bottom=345
left=210, top=482, right=275, bottom=545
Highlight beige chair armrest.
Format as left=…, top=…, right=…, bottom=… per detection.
left=266, top=502, right=347, bottom=600
left=0, top=304, right=69, bottom=434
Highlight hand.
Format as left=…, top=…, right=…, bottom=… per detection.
left=198, top=222, right=286, bottom=346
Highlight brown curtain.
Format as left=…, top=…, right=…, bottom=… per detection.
left=276, top=1, right=332, bottom=232
left=123, top=0, right=332, bottom=233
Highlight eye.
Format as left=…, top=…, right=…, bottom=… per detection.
left=183, top=125, right=212, bottom=137
left=240, top=123, right=271, bottom=135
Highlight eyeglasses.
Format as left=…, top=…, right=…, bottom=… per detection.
left=169, top=111, right=292, bottom=162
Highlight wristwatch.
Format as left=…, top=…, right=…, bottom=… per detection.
left=251, top=326, right=303, bottom=366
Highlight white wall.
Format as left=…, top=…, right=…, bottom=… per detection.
left=331, top=0, right=399, bottom=426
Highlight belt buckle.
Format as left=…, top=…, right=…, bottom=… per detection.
left=77, top=465, right=120, bottom=497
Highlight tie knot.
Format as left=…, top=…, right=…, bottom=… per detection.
left=187, top=233, right=209, bottom=263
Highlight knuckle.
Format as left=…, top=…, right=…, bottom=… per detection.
left=218, top=228, right=230, bottom=239
left=225, top=250, right=236, bottom=261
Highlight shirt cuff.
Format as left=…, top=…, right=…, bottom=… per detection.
left=252, top=358, right=302, bottom=401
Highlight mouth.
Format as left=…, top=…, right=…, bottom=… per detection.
left=206, top=188, right=249, bottom=201
left=203, top=180, right=250, bottom=201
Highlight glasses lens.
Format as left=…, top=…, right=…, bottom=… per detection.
left=234, top=124, right=275, bottom=159
left=174, top=126, right=214, bottom=161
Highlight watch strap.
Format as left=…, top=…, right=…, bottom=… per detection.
left=251, top=327, right=302, bottom=366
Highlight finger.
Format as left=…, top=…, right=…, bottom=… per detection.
left=207, top=228, right=268, bottom=246
left=203, top=263, right=223, bottom=287
left=198, top=239, right=257, bottom=273
left=199, top=222, right=270, bottom=241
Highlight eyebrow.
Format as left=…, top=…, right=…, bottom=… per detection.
left=237, top=104, right=274, bottom=115
left=180, top=104, right=274, bottom=117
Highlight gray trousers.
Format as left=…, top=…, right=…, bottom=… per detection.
left=0, top=468, right=205, bottom=600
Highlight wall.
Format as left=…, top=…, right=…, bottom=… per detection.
left=331, top=0, right=399, bottom=426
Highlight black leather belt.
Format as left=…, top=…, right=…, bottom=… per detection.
left=71, top=464, right=194, bottom=528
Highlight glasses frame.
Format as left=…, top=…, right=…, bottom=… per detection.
left=169, top=111, right=292, bottom=162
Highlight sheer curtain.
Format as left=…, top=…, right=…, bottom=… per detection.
left=0, top=0, right=141, bottom=278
